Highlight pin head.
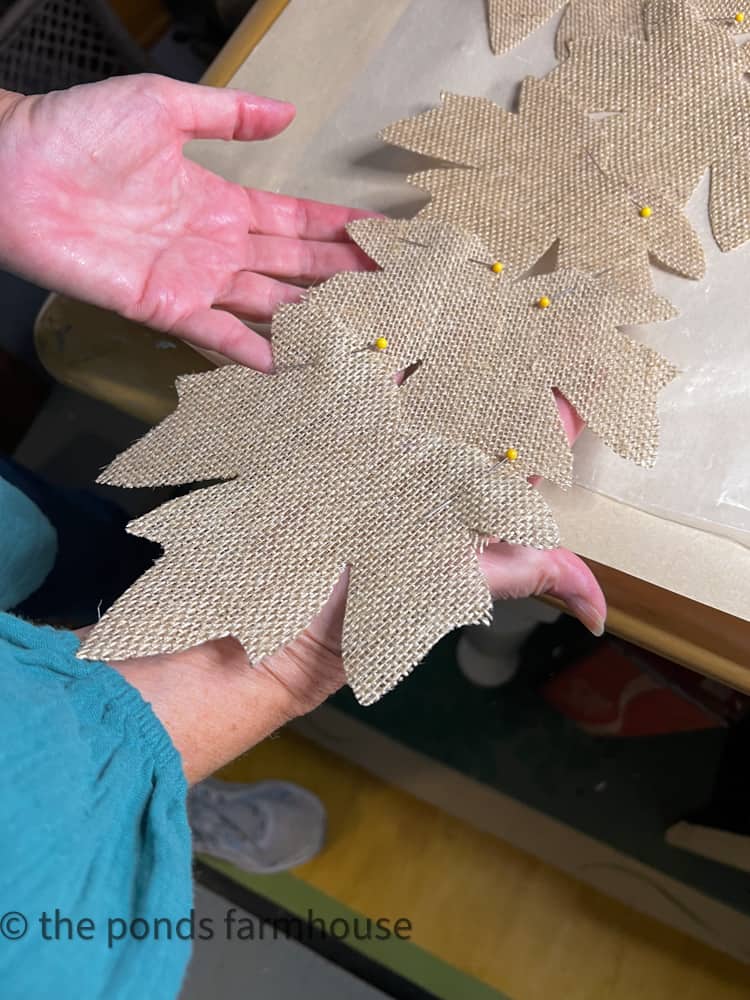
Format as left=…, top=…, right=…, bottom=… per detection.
left=491, top=260, right=504, bottom=274
left=639, top=205, right=653, bottom=218
left=374, top=337, right=389, bottom=351
left=736, top=11, right=745, bottom=23
left=537, top=295, right=551, bottom=309
left=505, top=447, right=519, bottom=462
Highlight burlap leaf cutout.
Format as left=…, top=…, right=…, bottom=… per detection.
left=487, top=0, right=747, bottom=57
left=380, top=78, right=705, bottom=293
left=78, top=349, right=560, bottom=705
left=275, top=218, right=678, bottom=487
left=550, top=0, right=750, bottom=250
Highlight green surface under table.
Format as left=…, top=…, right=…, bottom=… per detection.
left=198, top=855, right=511, bottom=1000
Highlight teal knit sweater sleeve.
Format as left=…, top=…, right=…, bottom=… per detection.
left=0, top=613, right=192, bottom=1000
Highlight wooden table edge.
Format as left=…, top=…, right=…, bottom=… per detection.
left=201, top=0, right=291, bottom=88
left=579, top=560, right=749, bottom=693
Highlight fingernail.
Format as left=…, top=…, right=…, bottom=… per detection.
left=264, top=97, right=295, bottom=113
left=247, top=95, right=295, bottom=115
left=567, top=597, right=605, bottom=637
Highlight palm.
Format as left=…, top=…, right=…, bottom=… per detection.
left=0, top=75, right=371, bottom=366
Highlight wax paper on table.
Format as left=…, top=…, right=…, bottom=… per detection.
left=214, top=0, right=747, bottom=543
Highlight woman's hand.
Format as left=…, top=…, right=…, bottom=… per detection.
left=108, top=395, right=603, bottom=783
left=110, top=537, right=604, bottom=784
left=0, top=74, right=373, bottom=368
left=255, top=539, right=605, bottom=720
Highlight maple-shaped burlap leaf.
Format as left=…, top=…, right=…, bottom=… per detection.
left=274, top=218, right=676, bottom=487
left=550, top=0, right=750, bottom=250
left=487, top=0, right=644, bottom=58
left=398, top=267, right=678, bottom=486
left=380, top=79, right=705, bottom=293
left=79, top=353, right=558, bottom=705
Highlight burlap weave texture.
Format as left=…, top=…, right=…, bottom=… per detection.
left=79, top=350, right=559, bottom=705
left=397, top=267, right=678, bottom=487
left=487, top=0, right=566, bottom=55
left=380, top=79, right=705, bottom=294
left=487, top=0, right=745, bottom=58
left=550, top=0, right=750, bottom=251
left=275, top=219, right=678, bottom=487
left=272, top=218, right=500, bottom=374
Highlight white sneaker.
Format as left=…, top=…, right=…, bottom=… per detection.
left=188, top=778, right=327, bottom=874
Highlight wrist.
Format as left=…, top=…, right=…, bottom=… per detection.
left=195, top=636, right=302, bottom=726
left=107, top=632, right=342, bottom=783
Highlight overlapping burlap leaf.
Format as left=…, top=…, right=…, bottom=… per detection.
left=550, top=0, right=750, bottom=250
left=78, top=353, right=559, bottom=705
left=272, top=217, right=502, bottom=373
left=487, top=0, right=745, bottom=58
left=555, top=0, right=645, bottom=55
left=380, top=79, right=705, bottom=293
left=400, top=268, right=678, bottom=487
left=487, top=0, right=644, bottom=58
left=274, top=219, right=677, bottom=487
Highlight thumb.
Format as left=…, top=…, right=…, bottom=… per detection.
left=479, top=543, right=606, bottom=637
left=163, top=78, right=296, bottom=141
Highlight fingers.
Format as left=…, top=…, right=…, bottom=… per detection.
left=554, top=388, right=585, bottom=444
left=171, top=308, right=274, bottom=370
left=164, top=78, right=296, bottom=141
left=245, top=188, right=382, bottom=242
left=479, top=544, right=606, bottom=636
left=246, top=234, right=374, bottom=283
left=214, top=271, right=304, bottom=323
left=526, top=392, right=584, bottom=487
left=304, top=569, right=349, bottom=653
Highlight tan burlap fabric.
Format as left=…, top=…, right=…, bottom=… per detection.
left=487, top=0, right=566, bottom=54
left=555, top=0, right=646, bottom=56
left=275, top=219, right=677, bottom=487
left=79, top=350, right=559, bottom=705
left=272, top=218, right=501, bottom=374
left=380, top=80, right=703, bottom=294
left=487, top=1, right=743, bottom=58
left=398, top=267, right=678, bottom=486
left=550, top=0, right=750, bottom=251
